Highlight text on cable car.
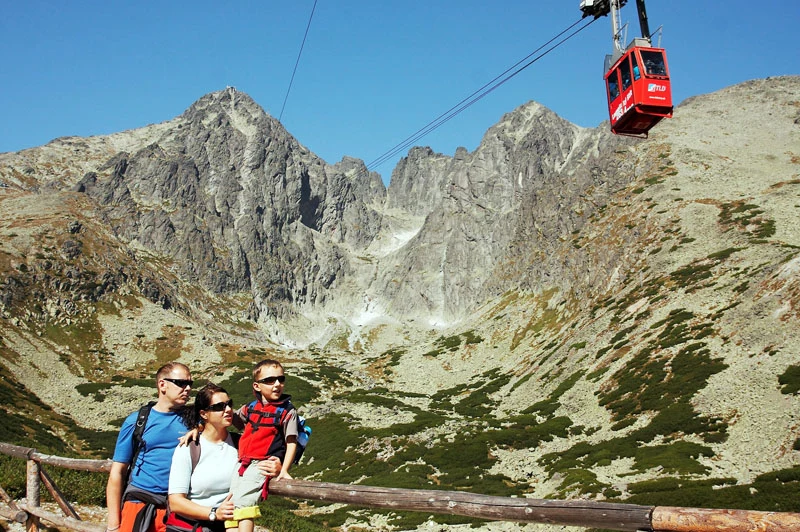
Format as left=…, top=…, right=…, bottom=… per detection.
left=611, top=90, right=634, bottom=121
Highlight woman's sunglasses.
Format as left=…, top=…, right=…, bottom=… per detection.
left=206, top=399, right=234, bottom=412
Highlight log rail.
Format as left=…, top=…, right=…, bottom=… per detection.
left=1, top=442, right=798, bottom=532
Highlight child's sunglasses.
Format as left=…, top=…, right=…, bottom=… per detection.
left=256, top=375, right=286, bottom=385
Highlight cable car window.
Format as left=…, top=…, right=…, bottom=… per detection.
left=631, top=54, right=641, bottom=80
left=607, top=69, right=620, bottom=101
left=620, top=59, right=632, bottom=91
left=641, top=50, right=667, bottom=76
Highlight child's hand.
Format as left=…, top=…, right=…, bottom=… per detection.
left=275, top=470, right=293, bottom=481
left=177, top=427, right=200, bottom=446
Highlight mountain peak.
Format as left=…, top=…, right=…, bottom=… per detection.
left=180, top=87, right=277, bottom=140
left=184, top=87, right=263, bottom=114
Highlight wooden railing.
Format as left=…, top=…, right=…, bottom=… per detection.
left=1, top=442, right=799, bottom=532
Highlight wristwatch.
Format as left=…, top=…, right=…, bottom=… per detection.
left=208, top=507, right=218, bottom=521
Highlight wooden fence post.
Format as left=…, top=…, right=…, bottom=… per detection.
left=25, top=458, right=40, bottom=532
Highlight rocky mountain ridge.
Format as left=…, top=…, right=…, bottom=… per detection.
left=1, top=87, right=637, bottom=339
left=1, top=77, right=800, bottom=531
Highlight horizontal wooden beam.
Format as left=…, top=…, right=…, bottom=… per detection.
left=268, top=479, right=654, bottom=531
left=652, top=506, right=800, bottom=532
left=0, top=484, right=26, bottom=522
left=0, top=443, right=111, bottom=473
left=0, top=502, right=28, bottom=523
left=2, top=442, right=800, bottom=532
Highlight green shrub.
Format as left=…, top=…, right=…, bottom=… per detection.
left=256, top=496, right=329, bottom=531
left=522, top=371, right=584, bottom=418
left=779, top=365, right=800, bottom=395
left=625, top=467, right=800, bottom=512
left=462, top=330, right=484, bottom=345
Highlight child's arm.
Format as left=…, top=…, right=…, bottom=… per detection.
left=275, top=437, right=297, bottom=481
left=232, top=405, right=246, bottom=431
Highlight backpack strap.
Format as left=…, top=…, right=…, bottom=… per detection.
left=127, top=401, right=156, bottom=482
left=189, top=432, right=241, bottom=473
left=189, top=440, right=201, bottom=473
left=244, top=401, right=283, bottom=432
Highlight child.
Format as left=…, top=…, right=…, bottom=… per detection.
left=227, top=359, right=298, bottom=532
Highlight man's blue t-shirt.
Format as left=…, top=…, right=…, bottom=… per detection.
left=112, top=407, right=188, bottom=494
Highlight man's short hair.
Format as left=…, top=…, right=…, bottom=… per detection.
left=156, top=362, right=190, bottom=384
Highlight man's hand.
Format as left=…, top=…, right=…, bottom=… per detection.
left=177, top=427, right=200, bottom=446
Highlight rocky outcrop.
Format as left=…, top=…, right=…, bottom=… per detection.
left=65, top=90, right=388, bottom=320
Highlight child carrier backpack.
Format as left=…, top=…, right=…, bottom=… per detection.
left=245, top=400, right=311, bottom=464
left=294, top=414, right=312, bottom=464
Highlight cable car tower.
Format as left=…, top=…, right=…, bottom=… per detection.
left=580, top=0, right=673, bottom=137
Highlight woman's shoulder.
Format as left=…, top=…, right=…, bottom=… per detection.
left=172, top=442, right=192, bottom=458
left=224, top=432, right=241, bottom=448
left=198, top=433, right=239, bottom=450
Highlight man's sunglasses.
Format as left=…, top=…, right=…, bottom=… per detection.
left=206, top=399, right=234, bottom=412
left=163, top=378, right=194, bottom=388
left=256, top=375, right=286, bottom=385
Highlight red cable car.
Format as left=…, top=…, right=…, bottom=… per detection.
left=605, top=42, right=672, bottom=136
left=581, top=0, right=673, bottom=137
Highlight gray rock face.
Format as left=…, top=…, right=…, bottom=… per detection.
left=372, top=102, right=631, bottom=322
left=72, top=89, right=385, bottom=319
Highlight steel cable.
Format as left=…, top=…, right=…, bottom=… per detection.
left=365, top=16, right=597, bottom=172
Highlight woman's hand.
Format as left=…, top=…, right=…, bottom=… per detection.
left=256, top=456, right=282, bottom=477
left=275, top=470, right=293, bottom=481
left=215, top=493, right=235, bottom=521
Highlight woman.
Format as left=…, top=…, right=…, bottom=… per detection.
left=167, top=383, right=281, bottom=532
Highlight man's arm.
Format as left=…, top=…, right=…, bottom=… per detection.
left=106, top=461, right=128, bottom=530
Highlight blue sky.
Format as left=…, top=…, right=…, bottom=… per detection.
left=1, top=1, right=798, bottom=183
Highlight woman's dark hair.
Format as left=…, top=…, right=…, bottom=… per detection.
left=189, top=382, right=229, bottom=428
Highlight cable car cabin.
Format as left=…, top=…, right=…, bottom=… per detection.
left=604, top=44, right=672, bottom=137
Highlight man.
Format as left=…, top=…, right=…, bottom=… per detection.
left=106, top=362, right=193, bottom=532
